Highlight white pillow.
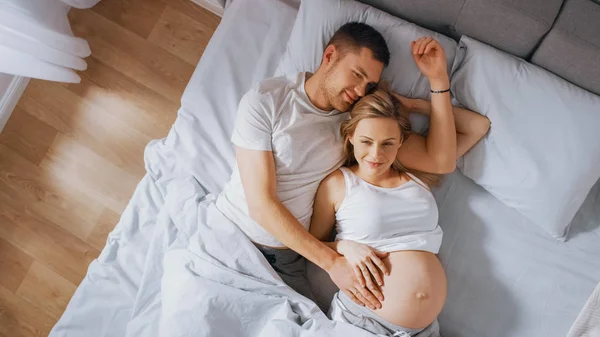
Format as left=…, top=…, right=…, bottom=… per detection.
left=451, top=36, right=600, bottom=240
left=275, top=0, right=458, bottom=134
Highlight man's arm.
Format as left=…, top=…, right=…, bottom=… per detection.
left=236, top=147, right=383, bottom=309
left=236, top=147, right=336, bottom=269
left=396, top=37, right=457, bottom=174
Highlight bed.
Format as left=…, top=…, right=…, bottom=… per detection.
left=50, top=0, right=600, bottom=336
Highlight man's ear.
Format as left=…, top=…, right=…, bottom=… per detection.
left=322, top=44, right=337, bottom=67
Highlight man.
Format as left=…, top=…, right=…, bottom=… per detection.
left=215, top=22, right=457, bottom=310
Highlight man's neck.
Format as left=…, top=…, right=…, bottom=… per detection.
left=304, top=71, right=333, bottom=111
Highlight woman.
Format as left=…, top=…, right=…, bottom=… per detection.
left=309, top=82, right=490, bottom=336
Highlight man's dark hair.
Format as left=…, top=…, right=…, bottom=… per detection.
left=326, top=22, right=390, bottom=67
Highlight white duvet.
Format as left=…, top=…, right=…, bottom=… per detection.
left=117, top=173, right=376, bottom=337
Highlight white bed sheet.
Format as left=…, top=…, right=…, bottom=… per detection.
left=170, top=0, right=300, bottom=194
left=50, top=1, right=300, bottom=335
left=432, top=172, right=600, bottom=337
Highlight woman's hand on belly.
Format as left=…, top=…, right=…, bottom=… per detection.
left=337, top=240, right=390, bottom=294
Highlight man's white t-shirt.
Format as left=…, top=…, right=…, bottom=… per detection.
left=215, top=72, right=348, bottom=247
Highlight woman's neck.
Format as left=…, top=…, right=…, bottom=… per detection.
left=353, top=165, right=401, bottom=188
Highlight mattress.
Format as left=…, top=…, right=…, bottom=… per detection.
left=52, top=0, right=600, bottom=335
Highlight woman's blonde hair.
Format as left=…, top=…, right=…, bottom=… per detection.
left=340, top=81, right=440, bottom=187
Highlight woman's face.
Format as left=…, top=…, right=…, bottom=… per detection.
left=350, top=117, right=402, bottom=176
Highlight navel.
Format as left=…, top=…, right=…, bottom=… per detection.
left=415, top=292, right=429, bottom=300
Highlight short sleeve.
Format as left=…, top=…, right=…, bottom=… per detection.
left=231, top=90, right=273, bottom=151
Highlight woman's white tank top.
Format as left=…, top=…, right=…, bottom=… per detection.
left=334, top=167, right=443, bottom=253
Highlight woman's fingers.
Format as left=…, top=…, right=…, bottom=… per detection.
left=360, top=263, right=383, bottom=301
left=373, top=251, right=390, bottom=275
left=418, top=37, right=433, bottom=54
left=412, top=37, right=426, bottom=54
left=412, top=39, right=423, bottom=54
left=423, top=39, right=438, bottom=55
left=360, top=264, right=374, bottom=288
left=359, top=265, right=384, bottom=304
left=412, top=36, right=436, bottom=55
left=365, top=259, right=384, bottom=286
left=417, top=38, right=427, bottom=54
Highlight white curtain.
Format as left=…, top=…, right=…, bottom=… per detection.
left=0, top=0, right=100, bottom=83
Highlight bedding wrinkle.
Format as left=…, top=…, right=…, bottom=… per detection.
left=566, top=177, right=600, bottom=242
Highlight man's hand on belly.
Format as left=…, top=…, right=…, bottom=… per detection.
left=328, top=256, right=384, bottom=310
left=337, top=240, right=389, bottom=289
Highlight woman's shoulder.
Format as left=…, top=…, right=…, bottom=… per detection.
left=318, top=168, right=348, bottom=207
left=321, top=168, right=346, bottom=189
left=404, top=171, right=433, bottom=191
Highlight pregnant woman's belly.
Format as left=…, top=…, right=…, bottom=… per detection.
left=372, top=250, right=447, bottom=329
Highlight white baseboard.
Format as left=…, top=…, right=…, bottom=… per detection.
left=190, top=0, right=225, bottom=17
left=0, top=76, right=30, bottom=134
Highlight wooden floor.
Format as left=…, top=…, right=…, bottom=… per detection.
left=0, top=1, right=220, bottom=335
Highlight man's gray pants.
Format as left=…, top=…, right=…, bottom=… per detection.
left=254, top=244, right=316, bottom=302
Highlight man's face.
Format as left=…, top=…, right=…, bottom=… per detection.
left=321, top=47, right=384, bottom=112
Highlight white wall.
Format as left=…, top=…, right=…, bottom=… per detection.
left=0, top=72, right=29, bottom=133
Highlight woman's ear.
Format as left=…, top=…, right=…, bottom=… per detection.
left=348, top=134, right=354, bottom=145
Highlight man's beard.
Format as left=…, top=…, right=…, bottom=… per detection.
left=321, top=69, right=352, bottom=112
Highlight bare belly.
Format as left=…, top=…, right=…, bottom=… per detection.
left=371, top=250, right=447, bottom=329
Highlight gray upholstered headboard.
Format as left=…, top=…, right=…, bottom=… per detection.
left=358, top=0, right=600, bottom=96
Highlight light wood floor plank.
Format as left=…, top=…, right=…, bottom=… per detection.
left=0, top=185, right=101, bottom=285
left=0, top=107, right=58, bottom=166
left=0, top=200, right=100, bottom=284
left=60, top=56, right=179, bottom=140
left=39, top=134, right=139, bottom=214
left=0, top=238, right=33, bottom=294
left=92, top=0, right=167, bottom=39
left=68, top=8, right=196, bottom=104
left=16, top=261, right=77, bottom=319
left=0, top=144, right=104, bottom=239
left=158, top=0, right=220, bottom=21
left=0, top=285, right=55, bottom=337
left=148, top=5, right=220, bottom=65
left=18, top=80, right=151, bottom=177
